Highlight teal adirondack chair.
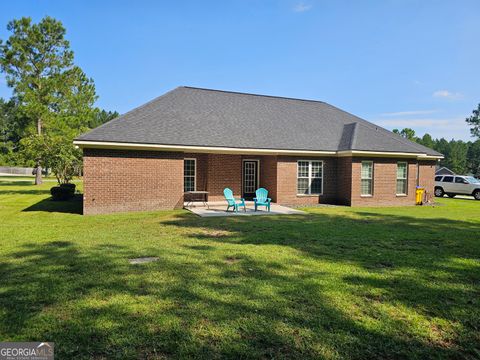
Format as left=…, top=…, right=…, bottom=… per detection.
left=223, top=188, right=246, bottom=212
left=254, top=188, right=271, bottom=212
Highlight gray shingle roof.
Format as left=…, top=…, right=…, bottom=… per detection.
left=77, top=86, right=442, bottom=156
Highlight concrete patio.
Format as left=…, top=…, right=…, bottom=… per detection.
left=184, top=201, right=305, bottom=217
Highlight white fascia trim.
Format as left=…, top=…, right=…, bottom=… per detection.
left=73, top=140, right=337, bottom=156
left=337, top=150, right=443, bottom=160
left=417, top=154, right=444, bottom=160
left=73, top=140, right=444, bottom=159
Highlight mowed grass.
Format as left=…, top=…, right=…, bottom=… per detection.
left=0, top=177, right=479, bottom=359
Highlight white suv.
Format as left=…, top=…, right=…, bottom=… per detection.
left=434, top=175, right=480, bottom=200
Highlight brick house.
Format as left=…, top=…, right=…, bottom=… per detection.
left=74, top=87, right=443, bottom=215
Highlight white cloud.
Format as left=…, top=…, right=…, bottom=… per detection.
left=433, top=90, right=463, bottom=99
left=293, top=2, right=312, bottom=12
left=375, top=118, right=456, bottom=127
left=380, top=110, right=438, bottom=117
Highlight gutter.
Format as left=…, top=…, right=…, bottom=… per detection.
left=73, top=140, right=443, bottom=160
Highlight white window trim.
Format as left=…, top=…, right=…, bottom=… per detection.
left=184, top=158, right=196, bottom=192
left=360, top=161, right=374, bottom=197
left=296, top=160, right=324, bottom=196
left=396, top=161, right=408, bottom=196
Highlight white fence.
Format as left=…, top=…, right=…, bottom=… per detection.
left=0, top=166, right=35, bottom=175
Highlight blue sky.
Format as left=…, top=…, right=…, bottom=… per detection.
left=1, top=0, right=479, bottom=140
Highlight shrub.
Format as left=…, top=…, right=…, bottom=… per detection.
left=60, top=183, right=76, bottom=191
left=50, top=186, right=75, bottom=201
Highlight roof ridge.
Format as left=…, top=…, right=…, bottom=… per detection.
left=181, top=86, right=327, bottom=105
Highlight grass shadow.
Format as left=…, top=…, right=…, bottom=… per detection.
left=1, top=186, right=479, bottom=358
left=0, top=188, right=51, bottom=195
left=0, top=180, right=35, bottom=186
left=161, top=209, right=480, bottom=357
left=22, top=194, right=83, bottom=214
left=2, top=238, right=473, bottom=359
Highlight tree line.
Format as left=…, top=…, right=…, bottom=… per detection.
left=0, top=16, right=118, bottom=184
left=392, top=115, right=480, bottom=176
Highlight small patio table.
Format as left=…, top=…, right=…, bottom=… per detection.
left=184, top=191, right=209, bottom=209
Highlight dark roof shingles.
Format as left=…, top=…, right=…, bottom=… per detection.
left=77, top=86, right=442, bottom=156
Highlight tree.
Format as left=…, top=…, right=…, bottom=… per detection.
left=392, top=128, right=417, bottom=141
left=445, top=140, right=468, bottom=174
left=400, top=128, right=416, bottom=141
left=88, top=109, right=119, bottom=129
left=21, top=134, right=82, bottom=184
left=0, top=16, right=96, bottom=184
left=0, top=98, right=16, bottom=159
left=418, top=133, right=434, bottom=149
left=467, top=140, right=480, bottom=177
left=0, top=97, right=30, bottom=165
left=466, top=103, right=480, bottom=139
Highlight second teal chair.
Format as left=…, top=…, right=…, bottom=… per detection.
left=254, top=188, right=271, bottom=212
left=223, top=188, right=246, bottom=212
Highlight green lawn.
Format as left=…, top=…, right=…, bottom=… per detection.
left=0, top=177, right=479, bottom=359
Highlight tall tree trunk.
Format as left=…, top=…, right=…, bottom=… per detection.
left=35, top=117, right=43, bottom=185
left=35, top=163, right=43, bottom=185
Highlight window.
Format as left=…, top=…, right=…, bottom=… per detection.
left=297, top=160, right=323, bottom=195
left=361, top=161, right=373, bottom=196
left=465, top=176, right=480, bottom=184
left=455, top=177, right=467, bottom=184
left=184, top=159, right=196, bottom=192
left=443, top=176, right=453, bottom=183
left=396, top=162, right=408, bottom=195
left=435, top=176, right=443, bottom=181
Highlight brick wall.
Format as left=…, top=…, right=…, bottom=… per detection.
left=274, top=156, right=435, bottom=207
left=183, top=153, right=208, bottom=203
left=336, top=157, right=352, bottom=205
left=181, top=154, right=279, bottom=202
left=206, top=154, right=243, bottom=201
left=82, top=149, right=438, bottom=214
left=83, top=149, right=184, bottom=215
left=275, top=156, right=337, bottom=206
left=350, top=158, right=420, bottom=206
left=183, top=153, right=208, bottom=191
left=260, top=155, right=278, bottom=202
left=418, top=160, right=436, bottom=197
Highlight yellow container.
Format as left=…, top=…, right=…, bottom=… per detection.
left=415, top=187, right=425, bottom=205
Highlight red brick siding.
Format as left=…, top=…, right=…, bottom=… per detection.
left=350, top=158, right=419, bottom=206
left=83, top=149, right=438, bottom=214
left=183, top=153, right=208, bottom=191
left=183, top=153, right=208, bottom=202
left=418, top=160, right=436, bottom=197
left=206, top=154, right=243, bottom=201
left=275, top=156, right=337, bottom=206
left=83, top=149, right=184, bottom=215
left=260, top=155, right=278, bottom=202
left=336, top=157, right=352, bottom=205
left=185, top=154, right=278, bottom=201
